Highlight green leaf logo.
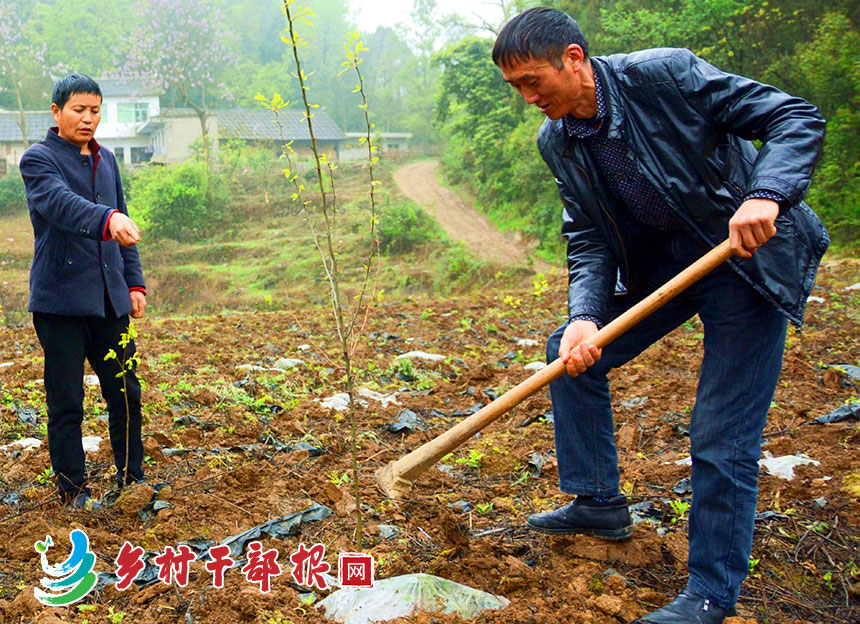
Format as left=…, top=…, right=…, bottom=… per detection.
left=33, top=530, right=98, bottom=607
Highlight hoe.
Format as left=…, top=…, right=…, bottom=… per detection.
left=376, top=239, right=734, bottom=499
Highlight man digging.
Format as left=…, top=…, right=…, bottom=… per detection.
left=493, top=8, right=828, bottom=623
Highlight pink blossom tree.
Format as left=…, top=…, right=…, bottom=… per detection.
left=117, top=0, right=237, bottom=165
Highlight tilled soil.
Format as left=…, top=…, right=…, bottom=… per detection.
left=0, top=258, right=858, bottom=624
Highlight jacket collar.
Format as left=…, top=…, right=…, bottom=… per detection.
left=557, top=57, right=624, bottom=158
left=589, top=58, right=624, bottom=135
left=46, top=127, right=102, bottom=158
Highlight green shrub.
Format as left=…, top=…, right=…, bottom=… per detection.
left=378, top=200, right=446, bottom=253
left=0, top=168, right=28, bottom=216
left=128, top=161, right=230, bottom=242
left=806, top=106, right=860, bottom=249
left=435, top=243, right=484, bottom=293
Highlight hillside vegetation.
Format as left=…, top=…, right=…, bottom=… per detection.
left=0, top=153, right=538, bottom=326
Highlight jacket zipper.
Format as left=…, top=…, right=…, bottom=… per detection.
left=571, top=160, right=630, bottom=291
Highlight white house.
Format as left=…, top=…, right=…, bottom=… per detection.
left=92, top=78, right=163, bottom=165
left=340, top=132, right=413, bottom=162
left=0, top=109, right=53, bottom=172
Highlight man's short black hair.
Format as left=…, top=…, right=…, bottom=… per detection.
left=52, top=74, right=102, bottom=110
left=492, top=7, right=589, bottom=69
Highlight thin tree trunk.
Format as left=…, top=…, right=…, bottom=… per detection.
left=183, top=86, right=212, bottom=168
left=14, top=80, right=29, bottom=149
left=197, top=111, right=211, bottom=167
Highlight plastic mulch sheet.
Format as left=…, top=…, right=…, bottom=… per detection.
left=317, top=573, right=510, bottom=624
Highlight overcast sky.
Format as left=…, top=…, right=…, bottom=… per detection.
left=350, top=0, right=507, bottom=34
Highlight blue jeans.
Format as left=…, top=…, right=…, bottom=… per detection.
left=547, top=235, right=787, bottom=608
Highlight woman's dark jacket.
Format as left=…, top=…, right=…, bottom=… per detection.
left=20, top=129, right=145, bottom=317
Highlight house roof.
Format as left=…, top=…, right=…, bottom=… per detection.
left=345, top=131, right=413, bottom=139
left=0, top=111, right=53, bottom=142
left=96, top=78, right=163, bottom=98
left=216, top=109, right=345, bottom=141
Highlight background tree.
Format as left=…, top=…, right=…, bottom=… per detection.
left=432, top=0, right=860, bottom=251
left=0, top=0, right=56, bottom=147
left=29, top=0, right=134, bottom=78
left=434, top=35, right=560, bottom=254
left=793, top=11, right=860, bottom=243
left=118, top=0, right=238, bottom=165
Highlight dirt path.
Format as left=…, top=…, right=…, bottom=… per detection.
left=394, top=159, right=549, bottom=270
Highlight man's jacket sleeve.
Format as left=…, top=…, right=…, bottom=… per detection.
left=669, top=49, right=825, bottom=206
left=557, top=178, right=617, bottom=323
left=19, top=148, right=115, bottom=240
left=538, top=124, right=617, bottom=323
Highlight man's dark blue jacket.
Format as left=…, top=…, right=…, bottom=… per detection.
left=538, top=48, right=829, bottom=326
left=20, top=129, right=145, bottom=317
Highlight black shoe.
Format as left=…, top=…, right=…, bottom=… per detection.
left=65, top=492, right=102, bottom=512
left=527, top=495, right=633, bottom=540
left=632, top=588, right=736, bottom=623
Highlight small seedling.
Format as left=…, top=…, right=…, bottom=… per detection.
left=78, top=604, right=97, bottom=624
left=669, top=499, right=690, bottom=523
left=511, top=469, right=529, bottom=487
left=503, top=295, right=522, bottom=310
left=749, top=557, right=761, bottom=578
left=104, top=322, right=141, bottom=486
left=108, top=606, right=127, bottom=624
left=35, top=467, right=52, bottom=485
left=158, top=352, right=181, bottom=364
left=475, top=502, right=493, bottom=514
left=391, top=358, right=416, bottom=380
left=328, top=470, right=349, bottom=486
left=532, top=276, right=549, bottom=298
left=454, top=449, right=484, bottom=469
left=587, top=574, right=604, bottom=593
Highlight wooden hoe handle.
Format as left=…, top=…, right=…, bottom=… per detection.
left=376, top=239, right=734, bottom=499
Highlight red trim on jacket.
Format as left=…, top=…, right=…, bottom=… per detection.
left=102, top=209, right=118, bottom=240
left=129, top=286, right=147, bottom=296
left=90, top=138, right=101, bottom=181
